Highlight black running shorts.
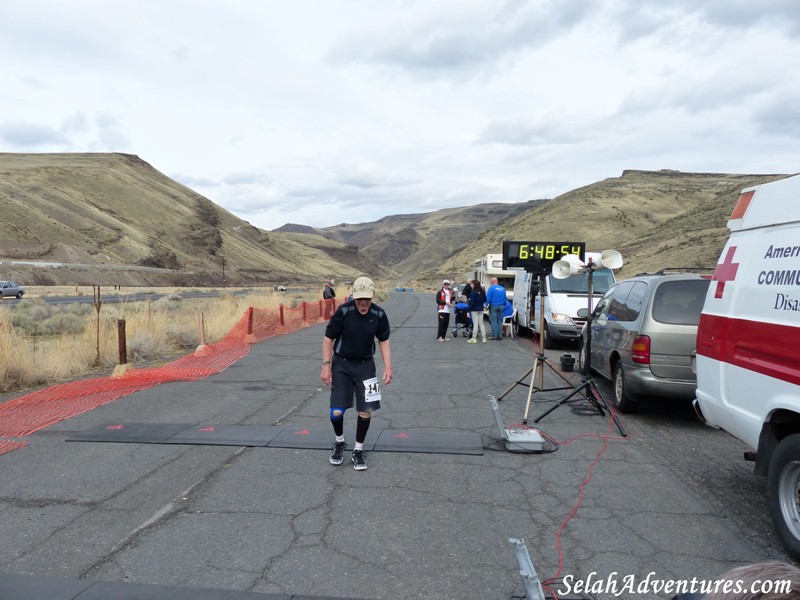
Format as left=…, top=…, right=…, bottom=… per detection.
left=330, top=356, right=381, bottom=413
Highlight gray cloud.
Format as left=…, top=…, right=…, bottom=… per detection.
left=327, top=0, right=594, bottom=78
left=0, top=122, right=67, bottom=146
left=3, top=1, right=799, bottom=231
left=753, top=96, right=800, bottom=136
left=222, top=171, right=272, bottom=186
left=477, top=119, right=584, bottom=146
left=691, top=0, right=800, bottom=35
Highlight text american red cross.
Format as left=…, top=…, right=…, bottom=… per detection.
left=713, top=246, right=739, bottom=299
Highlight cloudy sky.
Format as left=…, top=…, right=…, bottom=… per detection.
left=2, top=1, right=799, bottom=230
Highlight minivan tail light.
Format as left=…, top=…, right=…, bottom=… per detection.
left=632, top=335, right=651, bottom=364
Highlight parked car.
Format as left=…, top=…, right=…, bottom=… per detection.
left=577, top=272, right=711, bottom=412
left=0, top=280, right=25, bottom=299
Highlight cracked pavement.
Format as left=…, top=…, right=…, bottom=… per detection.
left=0, top=292, right=789, bottom=599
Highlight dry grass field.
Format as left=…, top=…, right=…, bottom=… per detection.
left=0, top=285, right=350, bottom=396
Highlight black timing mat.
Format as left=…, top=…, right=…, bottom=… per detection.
left=67, top=423, right=193, bottom=444
left=0, top=573, right=373, bottom=600
left=373, top=429, right=484, bottom=455
left=67, top=423, right=484, bottom=455
left=0, top=572, right=95, bottom=600
left=265, top=427, right=379, bottom=450
left=166, top=425, right=283, bottom=447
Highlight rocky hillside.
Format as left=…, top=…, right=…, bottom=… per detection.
left=0, top=153, right=388, bottom=286
left=276, top=200, right=544, bottom=274
left=0, top=153, right=793, bottom=288
left=438, top=170, right=792, bottom=281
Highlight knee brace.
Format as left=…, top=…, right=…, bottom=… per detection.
left=330, top=407, right=346, bottom=421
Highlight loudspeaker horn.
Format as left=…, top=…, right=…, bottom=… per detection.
left=552, top=254, right=584, bottom=279
left=597, top=250, right=623, bottom=270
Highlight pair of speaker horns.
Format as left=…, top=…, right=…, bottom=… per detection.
left=552, top=250, right=623, bottom=279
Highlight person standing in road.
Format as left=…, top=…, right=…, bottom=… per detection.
left=322, top=282, right=336, bottom=319
left=467, top=279, right=487, bottom=344
left=485, top=276, right=507, bottom=340
left=435, top=279, right=454, bottom=342
left=321, top=276, right=392, bottom=471
left=460, top=280, right=473, bottom=303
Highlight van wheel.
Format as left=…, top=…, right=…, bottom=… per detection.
left=543, top=325, right=554, bottom=349
left=612, top=362, right=639, bottom=413
left=768, top=434, right=800, bottom=560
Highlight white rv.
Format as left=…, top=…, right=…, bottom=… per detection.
left=470, top=253, right=515, bottom=300
left=694, top=174, right=800, bottom=560
left=512, top=252, right=616, bottom=347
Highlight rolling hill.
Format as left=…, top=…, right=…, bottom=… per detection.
left=275, top=199, right=544, bottom=274
left=0, top=153, right=389, bottom=286
left=0, top=153, right=793, bottom=288
left=438, top=169, right=792, bottom=281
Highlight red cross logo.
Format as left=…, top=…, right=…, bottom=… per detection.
left=713, top=246, right=739, bottom=299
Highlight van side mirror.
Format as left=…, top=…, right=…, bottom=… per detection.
left=577, top=308, right=589, bottom=318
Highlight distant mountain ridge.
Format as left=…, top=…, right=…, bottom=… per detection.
left=275, top=200, right=544, bottom=273
left=0, top=153, right=792, bottom=287
left=440, top=169, right=792, bottom=280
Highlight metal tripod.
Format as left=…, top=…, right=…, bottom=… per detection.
left=496, top=273, right=574, bottom=426
left=531, top=262, right=627, bottom=437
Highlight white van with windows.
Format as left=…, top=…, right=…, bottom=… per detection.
left=512, top=252, right=616, bottom=347
left=694, top=173, right=800, bottom=560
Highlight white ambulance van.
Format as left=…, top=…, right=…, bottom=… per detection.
left=512, top=252, right=616, bottom=347
left=694, top=173, right=800, bottom=559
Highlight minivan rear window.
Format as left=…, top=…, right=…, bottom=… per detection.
left=652, top=279, right=711, bottom=325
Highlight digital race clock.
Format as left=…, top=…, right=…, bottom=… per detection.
left=502, top=241, right=586, bottom=273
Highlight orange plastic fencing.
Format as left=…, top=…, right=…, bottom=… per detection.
left=0, top=299, right=337, bottom=456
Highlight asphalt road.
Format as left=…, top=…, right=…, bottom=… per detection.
left=536, top=339, right=786, bottom=564
left=0, top=292, right=789, bottom=600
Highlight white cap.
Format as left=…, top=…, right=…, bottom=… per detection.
left=352, top=276, right=375, bottom=299
left=442, top=279, right=450, bottom=284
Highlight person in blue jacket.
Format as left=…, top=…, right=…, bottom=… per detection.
left=485, top=277, right=507, bottom=340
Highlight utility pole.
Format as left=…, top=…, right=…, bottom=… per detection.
left=221, top=256, right=226, bottom=288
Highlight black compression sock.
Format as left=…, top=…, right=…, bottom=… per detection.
left=356, top=415, right=370, bottom=444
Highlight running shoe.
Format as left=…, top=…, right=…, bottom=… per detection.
left=352, top=449, right=368, bottom=471
left=330, top=439, right=346, bottom=465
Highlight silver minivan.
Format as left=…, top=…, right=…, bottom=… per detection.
left=578, top=273, right=711, bottom=412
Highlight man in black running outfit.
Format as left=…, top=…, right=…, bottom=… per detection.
left=321, top=276, right=392, bottom=471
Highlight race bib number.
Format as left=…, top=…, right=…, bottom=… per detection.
left=364, top=377, right=382, bottom=403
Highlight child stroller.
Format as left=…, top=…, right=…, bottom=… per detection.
left=452, top=302, right=473, bottom=338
